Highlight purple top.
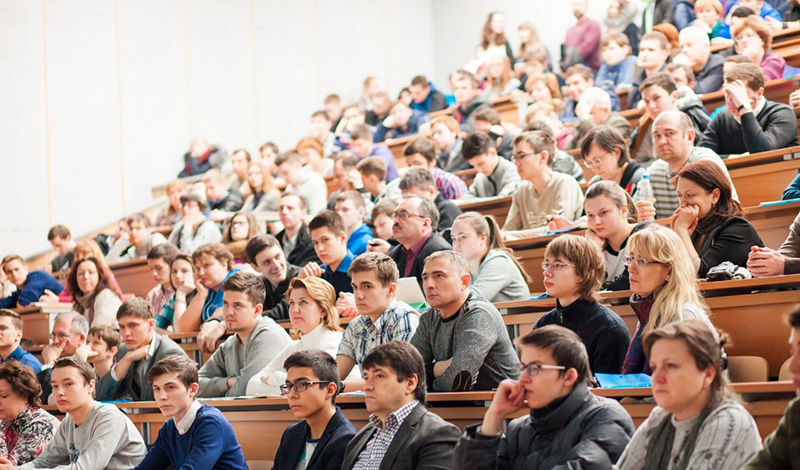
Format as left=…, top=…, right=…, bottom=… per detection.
left=761, top=50, right=786, bottom=82
left=564, top=18, right=602, bottom=70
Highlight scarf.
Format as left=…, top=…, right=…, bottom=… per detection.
left=621, top=294, right=654, bottom=374
left=643, top=399, right=719, bottom=470
left=694, top=212, right=727, bottom=236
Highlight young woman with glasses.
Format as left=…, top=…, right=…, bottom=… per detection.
left=581, top=125, right=645, bottom=196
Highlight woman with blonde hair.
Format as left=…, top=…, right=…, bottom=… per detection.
left=246, top=277, right=358, bottom=396
left=616, top=320, right=761, bottom=469
left=41, top=239, right=123, bottom=303
left=481, top=56, right=521, bottom=102
left=621, top=225, right=713, bottom=374
left=154, top=178, right=186, bottom=228
left=241, top=161, right=280, bottom=213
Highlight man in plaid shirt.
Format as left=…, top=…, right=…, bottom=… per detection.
left=401, top=137, right=468, bottom=200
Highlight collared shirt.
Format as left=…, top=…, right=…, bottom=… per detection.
left=338, top=300, right=420, bottom=364
left=202, top=269, right=240, bottom=321
left=175, top=400, right=202, bottom=435
left=352, top=400, right=419, bottom=470
left=432, top=168, right=467, bottom=200
left=403, top=233, right=432, bottom=277
left=321, top=251, right=355, bottom=295
left=146, top=284, right=174, bottom=320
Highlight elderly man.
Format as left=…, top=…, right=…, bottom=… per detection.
left=568, top=87, right=631, bottom=150
left=679, top=26, right=725, bottom=94
left=38, top=311, right=91, bottom=403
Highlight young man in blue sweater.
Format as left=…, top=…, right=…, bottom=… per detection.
left=0, top=255, right=63, bottom=308
left=134, top=355, right=247, bottom=470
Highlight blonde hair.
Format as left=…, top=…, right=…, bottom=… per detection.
left=516, top=21, right=541, bottom=58
left=246, top=161, right=277, bottom=195
left=452, top=212, right=531, bottom=283
left=285, top=277, right=341, bottom=333
left=73, top=239, right=111, bottom=272
left=628, top=226, right=708, bottom=335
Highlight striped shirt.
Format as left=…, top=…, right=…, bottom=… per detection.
left=351, top=401, right=419, bottom=470
left=145, top=285, right=174, bottom=321
left=337, top=300, right=420, bottom=365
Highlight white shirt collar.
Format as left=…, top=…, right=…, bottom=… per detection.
left=146, top=333, right=158, bottom=360
left=175, top=400, right=202, bottom=435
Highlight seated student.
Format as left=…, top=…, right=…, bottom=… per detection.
left=341, top=341, right=460, bottom=470
left=298, top=210, right=355, bottom=296
left=154, top=253, right=196, bottom=332
left=335, top=253, right=419, bottom=392
left=274, top=350, right=357, bottom=470
left=228, top=148, right=251, bottom=197
left=247, top=234, right=300, bottom=320
left=176, top=243, right=237, bottom=335
left=410, top=75, right=448, bottom=113
left=86, top=325, right=120, bottom=380
left=355, top=157, right=402, bottom=205
left=204, top=168, right=245, bottom=219
left=95, top=298, right=186, bottom=401
left=699, top=63, right=799, bottom=157
left=462, top=132, right=520, bottom=199
left=134, top=356, right=248, bottom=470
left=198, top=272, right=290, bottom=397
left=480, top=56, right=521, bottom=102
left=144, top=243, right=179, bottom=319
left=673, top=159, right=763, bottom=276
left=107, top=213, right=167, bottom=263
left=452, top=326, right=634, bottom=470
left=68, top=257, right=122, bottom=328
left=567, top=86, right=632, bottom=151
left=732, top=15, right=784, bottom=80
left=277, top=151, right=328, bottom=217
left=222, top=212, right=260, bottom=264
left=402, top=137, right=468, bottom=200
left=247, top=277, right=349, bottom=396
left=324, top=94, right=343, bottom=132
left=679, top=26, right=725, bottom=94
left=0, top=310, right=42, bottom=374
left=667, top=63, right=697, bottom=89
left=748, top=209, right=800, bottom=277
left=524, top=119, right=586, bottom=182
left=622, top=226, right=715, bottom=374
left=694, top=0, right=725, bottom=38
left=741, top=307, right=800, bottom=468
left=168, top=193, right=223, bottom=253
left=277, top=193, right=320, bottom=268
left=450, top=69, right=490, bottom=132
left=155, top=179, right=186, bottom=228
left=297, top=136, right=333, bottom=175
left=471, top=107, right=516, bottom=160
left=429, top=116, right=472, bottom=173
left=177, top=138, right=227, bottom=177
left=366, top=91, right=391, bottom=127
left=309, top=110, right=337, bottom=157
left=42, top=239, right=124, bottom=303
left=635, top=110, right=736, bottom=221
left=37, top=312, right=90, bottom=405
left=398, top=167, right=462, bottom=231
left=627, top=31, right=670, bottom=110
left=411, top=251, right=520, bottom=391
left=617, top=320, right=762, bottom=469
left=370, top=199, right=398, bottom=243
left=719, top=0, right=783, bottom=40
left=0, top=255, right=63, bottom=309
left=242, top=161, right=280, bottom=212
left=373, top=100, right=430, bottom=143
left=451, top=212, right=529, bottom=303
left=535, top=236, right=631, bottom=374
left=334, top=191, right=373, bottom=256
left=583, top=126, right=645, bottom=196
left=47, top=225, right=76, bottom=273
left=561, top=64, right=621, bottom=123
left=17, top=357, right=147, bottom=469
left=596, top=32, right=638, bottom=91
left=502, top=131, right=585, bottom=240
left=327, top=152, right=362, bottom=210
left=350, top=124, right=400, bottom=182
left=0, top=361, right=60, bottom=466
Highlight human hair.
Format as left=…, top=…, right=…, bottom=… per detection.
left=163, top=179, right=187, bottom=216
left=47, top=225, right=71, bottom=241
left=424, top=250, right=471, bottom=278
left=53, top=311, right=90, bottom=336
left=578, top=87, right=611, bottom=110
left=788, top=306, right=800, bottom=328
left=411, top=75, right=430, bottom=87
left=0, top=255, right=23, bottom=271
left=296, top=136, right=324, bottom=157
left=724, top=54, right=754, bottom=65
left=146, top=242, right=179, bottom=265
left=371, top=198, right=398, bottom=222
left=544, top=236, right=604, bottom=302
left=655, top=23, right=680, bottom=50
left=398, top=166, right=436, bottom=192
left=732, top=15, right=773, bottom=50
left=126, top=212, right=151, bottom=229
left=694, top=0, right=723, bottom=15
left=516, top=21, right=541, bottom=57
left=403, top=137, right=436, bottom=163
left=231, top=148, right=252, bottom=162
left=308, top=210, right=346, bottom=236
left=361, top=340, right=427, bottom=402
left=640, top=31, right=669, bottom=51
left=179, top=192, right=207, bottom=212
left=245, top=234, right=281, bottom=265
left=323, top=94, right=341, bottom=105
left=731, top=5, right=756, bottom=18
left=643, top=320, right=736, bottom=403
left=284, top=277, right=341, bottom=332
left=67, top=257, right=112, bottom=301
left=348, top=252, right=399, bottom=287
left=334, top=190, right=366, bottom=211
left=724, top=62, right=765, bottom=90
left=202, top=168, right=228, bottom=186
left=676, top=159, right=743, bottom=218
left=580, top=125, right=630, bottom=167
left=430, top=115, right=460, bottom=133
left=88, top=325, right=121, bottom=350
left=585, top=180, right=638, bottom=223
left=0, top=361, right=43, bottom=407
left=223, top=212, right=260, bottom=244
left=52, top=356, right=95, bottom=388
left=73, top=239, right=111, bottom=272
left=520, top=45, right=549, bottom=65
left=191, top=243, right=234, bottom=270
left=462, top=132, right=496, bottom=160
left=169, top=253, right=195, bottom=290
left=601, top=32, right=631, bottom=50
left=628, top=226, right=708, bottom=336
left=473, top=107, right=502, bottom=126
left=221, top=271, right=267, bottom=307
left=517, top=325, right=592, bottom=384
left=639, top=71, right=677, bottom=95
left=274, top=151, right=304, bottom=167
left=485, top=56, right=513, bottom=90
left=116, top=297, right=155, bottom=321
left=283, top=349, right=342, bottom=402
left=260, top=141, right=279, bottom=154
left=513, top=131, right=555, bottom=166
left=246, top=161, right=277, bottom=195
left=0, top=309, right=22, bottom=332
left=666, top=63, right=696, bottom=83
left=147, top=355, right=199, bottom=387
left=334, top=151, right=359, bottom=170
left=481, top=11, right=507, bottom=49
left=564, top=64, right=593, bottom=82
left=454, top=212, right=531, bottom=281
left=349, top=124, right=373, bottom=142
left=311, top=110, right=329, bottom=121
left=281, top=192, right=308, bottom=212
left=452, top=69, right=480, bottom=88
left=356, top=156, right=387, bottom=181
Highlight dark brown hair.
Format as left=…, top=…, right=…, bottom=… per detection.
left=116, top=297, right=155, bottom=321
left=580, top=125, right=630, bottom=167
left=308, top=210, right=347, bottom=236
left=0, top=361, right=43, bottom=407
left=516, top=325, right=592, bottom=384
left=361, top=340, right=427, bottom=402
left=676, top=159, right=742, bottom=218
left=67, top=257, right=112, bottom=300
left=52, top=356, right=96, bottom=388
left=348, top=252, right=399, bottom=287
left=639, top=71, right=677, bottom=95
left=88, top=325, right=121, bottom=350
left=147, top=355, right=198, bottom=387
left=724, top=62, right=765, bottom=91
left=403, top=137, right=437, bottom=163
left=221, top=271, right=266, bottom=306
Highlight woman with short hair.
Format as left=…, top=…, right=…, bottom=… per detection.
left=582, top=126, right=644, bottom=196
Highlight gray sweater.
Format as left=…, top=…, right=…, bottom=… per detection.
left=410, top=292, right=520, bottom=391
left=780, top=211, right=800, bottom=274
left=465, top=157, right=520, bottom=199
left=19, top=401, right=146, bottom=470
left=198, top=317, right=291, bottom=397
left=471, top=250, right=529, bottom=303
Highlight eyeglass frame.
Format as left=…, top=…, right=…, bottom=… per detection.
left=623, top=256, right=668, bottom=269
left=511, top=151, right=537, bottom=162
left=279, top=380, right=333, bottom=395
left=392, top=210, right=428, bottom=221
left=541, top=262, right=575, bottom=272
left=517, top=361, right=566, bottom=377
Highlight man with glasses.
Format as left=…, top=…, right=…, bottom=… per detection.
left=38, top=311, right=91, bottom=404
left=451, top=325, right=634, bottom=469
left=273, top=350, right=357, bottom=470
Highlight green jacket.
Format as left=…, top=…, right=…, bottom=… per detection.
left=742, top=397, right=800, bottom=469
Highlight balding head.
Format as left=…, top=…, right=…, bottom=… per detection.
left=679, top=27, right=711, bottom=71
left=652, top=110, right=696, bottom=163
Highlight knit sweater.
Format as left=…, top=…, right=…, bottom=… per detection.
left=534, top=298, right=631, bottom=374
left=0, top=271, right=63, bottom=308
left=464, top=157, right=520, bottom=199
left=470, top=250, right=529, bottom=303
left=503, top=172, right=585, bottom=240
left=698, top=100, right=799, bottom=157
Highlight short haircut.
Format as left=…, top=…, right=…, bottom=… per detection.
left=147, top=354, right=198, bottom=387
left=403, top=137, right=436, bottom=163
left=296, top=136, right=324, bottom=156
left=580, top=125, right=630, bottom=167
left=653, top=109, right=694, bottom=134
left=231, top=148, right=252, bottom=162
left=116, top=297, right=155, bottom=321
left=323, top=94, right=341, bottom=105
left=731, top=5, right=756, bottom=18
left=732, top=15, right=773, bottom=49
left=281, top=192, right=308, bottom=212
left=398, top=167, right=436, bottom=192
left=517, top=325, right=592, bottom=384
left=640, top=31, right=669, bottom=51
left=349, top=124, right=373, bottom=142
left=411, top=75, right=430, bottom=87
left=404, top=196, right=440, bottom=231
left=283, top=349, right=342, bottom=402
left=462, top=132, right=496, bottom=160
left=1, top=254, right=23, bottom=270
left=334, top=151, right=359, bottom=170
left=245, top=234, right=281, bottom=265
left=309, top=210, right=347, bottom=236
left=52, top=356, right=96, bottom=388
left=564, top=64, right=593, bottom=81
left=127, top=212, right=152, bottom=228
left=578, top=87, right=611, bottom=110
left=147, top=243, right=179, bottom=264
left=192, top=243, right=234, bottom=270
left=724, top=54, right=754, bottom=65
left=221, top=271, right=267, bottom=306
left=47, top=225, right=71, bottom=241
left=452, top=69, right=479, bottom=88
left=694, top=0, right=722, bottom=15
left=311, top=110, right=329, bottom=121
left=274, top=151, right=303, bottom=167
left=639, top=71, right=677, bottom=95
left=334, top=190, right=366, bottom=211
left=356, top=156, right=387, bottom=180
left=601, top=32, right=631, bottom=50
left=54, top=311, right=89, bottom=336
left=472, top=107, right=501, bottom=125
left=424, top=250, right=470, bottom=277
left=88, top=325, right=121, bottom=350
left=513, top=131, right=556, bottom=166
left=348, top=252, right=399, bottom=286
left=361, top=340, right=427, bottom=402
left=260, top=142, right=279, bottom=154
left=724, top=62, right=765, bottom=90
left=788, top=306, right=800, bottom=328
left=521, top=45, right=549, bottom=64
left=0, top=361, right=42, bottom=407
left=371, top=198, right=398, bottom=221
left=430, top=115, right=460, bottom=133
left=0, top=309, right=23, bottom=331
left=544, top=235, right=604, bottom=302
left=666, top=63, right=696, bottom=83
left=202, top=168, right=228, bottom=186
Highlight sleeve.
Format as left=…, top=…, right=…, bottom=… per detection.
left=55, top=411, right=134, bottom=470
left=698, top=220, right=762, bottom=277
left=470, top=256, right=510, bottom=302
left=261, top=298, right=290, bottom=321
left=227, top=327, right=290, bottom=397
left=132, top=433, right=173, bottom=470
left=373, top=123, right=390, bottom=143
left=779, top=213, right=800, bottom=273
left=409, top=316, right=434, bottom=365
left=8, top=414, right=58, bottom=465
left=554, top=178, right=585, bottom=222
left=547, top=404, right=634, bottom=470
left=451, top=424, right=508, bottom=470
left=337, top=325, right=358, bottom=360
left=94, top=354, right=124, bottom=401
left=741, top=107, right=798, bottom=154
left=613, top=412, right=653, bottom=470
left=415, top=421, right=462, bottom=470
left=591, top=324, right=631, bottom=374
left=388, top=310, right=420, bottom=342
left=497, top=171, right=521, bottom=197
left=197, top=347, right=231, bottom=398
left=91, top=290, right=121, bottom=328
left=172, top=417, right=230, bottom=470
left=502, top=193, right=524, bottom=231
left=154, top=297, right=174, bottom=329
left=433, top=310, right=500, bottom=392
left=677, top=406, right=762, bottom=470
left=245, top=344, right=290, bottom=396
left=740, top=400, right=798, bottom=470
left=673, top=3, right=695, bottom=30
left=0, top=291, right=19, bottom=309
left=196, top=221, right=223, bottom=247
left=782, top=173, right=800, bottom=201
left=18, top=417, right=70, bottom=469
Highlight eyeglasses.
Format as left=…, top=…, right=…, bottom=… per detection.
left=231, top=220, right=248, bottom=227
left=279, top=380, right=331, bottom=395
left=582, top=157, right=606, bottom=169
left=392, top=211, right=426, bottom=221
left=511, top=151, right=536, bottom=162
left=49, top=332, right=72, bottom=340
left=517, top=361, right=566, bottom=377
left=541, top=262, right=575, bottom=272
left=623, top=256, right=667, bottom=268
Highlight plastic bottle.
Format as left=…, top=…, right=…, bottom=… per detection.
left=638, top=174, right=655, bottom=202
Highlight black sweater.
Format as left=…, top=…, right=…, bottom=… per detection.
left=698, top=100, right=799, bottom=157
left=534, top=298, right=631, bottom=374
left=693, top=216, right=764, bottom=278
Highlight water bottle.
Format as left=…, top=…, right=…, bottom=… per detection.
left=638, top=174, right=655, bottom=202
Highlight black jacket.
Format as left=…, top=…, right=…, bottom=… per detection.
left=389, top=233, right=452, bottom=288
left=273, top=407, right=357, bottom=470
left=278, top=224, right=320, bottom=267
left=698, top=100, right=799, bottom=157
left=693, top=216, right=764, bottom=278
left=261, top=264, right=301, bottom=321
left=455, top=97, right=490, bottom=132
left=435, top=194, right=462, bottom=231
left=692, top=53, right=725, bottom=95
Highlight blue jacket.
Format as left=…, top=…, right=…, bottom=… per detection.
left=673, top=0, right=696, bottom=30
left=595, top=56, right=637, bottom=89
left=720, top=1, right=782, bottom=38
left=273, top=407, right=357, bottom=470
left=0, top=271, right=63, bottom=308
left=783, top=172, right=800, bottom=200
left=3, top=345, right=42, bottom=374
left=347, top=224, right=374, bottom=256
left=373, top=110, right=430, bottom=143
